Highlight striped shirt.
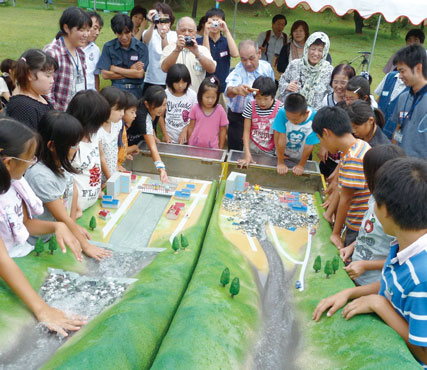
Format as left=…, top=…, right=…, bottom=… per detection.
left=379, top=234, right=427, bottom=369
left=225, top=60, right=275, bottom=114
left=242, top=99, right=283, bottom=119
left=338, top=139, right=371, bottom=231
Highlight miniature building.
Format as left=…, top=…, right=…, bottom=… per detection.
left=101, top=195, right=120, bottom=209
left=174, top=191, right=190, bottom=201
left=106, top=173, right=122, bottom=197
left=98, top=209, right=111, bottom=220
left=186, top=184, right=196, bottom=190
left=225, top=172, right=247, bottom=196
left=139, top=182, right=177, bottom=196
left=121, top=173, right=131, bottom=194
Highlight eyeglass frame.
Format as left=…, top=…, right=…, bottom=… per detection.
left=4, top=155, right=38, bottom=165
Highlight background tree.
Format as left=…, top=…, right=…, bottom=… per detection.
left=89, top=216, right=97, bottom=231
left=48, top=236, right=58, bottom=255
left=181, top=234, right=189, bottom=251
left=172, top=236, right=180, bottom=254
left=332, top=255, right=339, bottom=274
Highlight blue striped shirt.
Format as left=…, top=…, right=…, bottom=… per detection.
left=225, top=60, right=275, bottom=113
left=379, top=235, right=427, bottom=368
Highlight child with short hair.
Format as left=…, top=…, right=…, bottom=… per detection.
left=340, top=144, right=406, bottom=285
left=345, top=100, right=389, bottom=146
left=312, top=106, right=371, bottom=249
left=66, top=90, right=111, bottom=211
left=272, top=93, right=319, bottom=176
left=160, top=64, right=197, bottom=144
left=99, top=86, right=126, bottom=182
left=117, top=92, right=139, bottom=170
left=344, top=75, right=377, bottom=107
left=187, top=76, right=229, bottom=149
left=239, top=76, right=282, bottom=168
left=7, top=49, right=56, bottom=130
left=313, top=157, right=427, bottom=368
left=25, top=111, right=110, bottom=261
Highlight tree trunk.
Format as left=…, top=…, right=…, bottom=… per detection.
left=354, top=12, right=364, bottom=34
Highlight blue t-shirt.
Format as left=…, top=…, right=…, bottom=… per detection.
left=272, top=108, right=319, bottom=160
left=97, top=37, right=149, bottom=85
left=197, top=34, right=230, bottom=93
left=379, top=235, right=427, bottom=368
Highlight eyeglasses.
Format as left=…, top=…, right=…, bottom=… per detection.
left=332, top=80, right=348, bottom=86
left=7, top=156, right=38, bottom=165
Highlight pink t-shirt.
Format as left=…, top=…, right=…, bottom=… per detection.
left=188, top=103, right=229, bottom=149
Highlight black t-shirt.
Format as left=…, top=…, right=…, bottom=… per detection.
left=127, top=103, right=159, bottom=146
left=7, top=95, right=53, bottom=131
left=369, top=125, right=391, bottom=147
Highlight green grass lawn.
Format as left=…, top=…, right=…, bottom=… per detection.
left=0, top=0, right=415, bottom=91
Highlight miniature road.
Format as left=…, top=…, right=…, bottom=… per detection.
left=253, top=237, right=300, bottom=370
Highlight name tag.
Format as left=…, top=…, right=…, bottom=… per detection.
left=130, top=55, right=138, bottom=61
left=382, top=91, right=389, bottom=96
left=220, top=51, right=228, bottom=58
left=393, top=129, right=403, bottom=143
left=399, top=111, right=408, bottom=119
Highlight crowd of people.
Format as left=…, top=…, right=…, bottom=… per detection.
left=0, top=5, right=426, bottom=366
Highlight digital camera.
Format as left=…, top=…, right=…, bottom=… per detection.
left=184, top=36, right=194, bottom=47
left=211, top=20, right=219, bottom=28
left=153, top=12, right=160, bottom=24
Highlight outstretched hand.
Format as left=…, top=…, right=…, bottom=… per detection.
left=312, top=289, right=351, bottom=321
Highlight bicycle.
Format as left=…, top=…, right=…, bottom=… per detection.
left=346, top=51, right=371, bottom=80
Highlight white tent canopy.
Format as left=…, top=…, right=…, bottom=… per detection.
left=238, top=0, right=427, bottom=25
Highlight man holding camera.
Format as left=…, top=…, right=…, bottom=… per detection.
left=161, top=16, right=216, bottom=92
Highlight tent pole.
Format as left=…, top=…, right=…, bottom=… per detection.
left=368, top=15, right=381, bottom=74
left=232, top=0, right=238, bottom=38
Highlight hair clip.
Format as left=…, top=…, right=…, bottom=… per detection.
left=353, top=87, right=361, bottom=94
left=210, top=77, right=216, bottom=84
left=20, top=57, right=27, bottom=62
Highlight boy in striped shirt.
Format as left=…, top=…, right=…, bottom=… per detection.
left=313, top=158, right=427, bottom=368
left=312, top=106, right=371, bottom=249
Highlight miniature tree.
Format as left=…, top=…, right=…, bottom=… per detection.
left=332, top=255, right=340, bottom=274
left=48, top=235, right=58, bottom=255
left=35, top=237, right=44, bottom=256
left=230, top=277, right=240, bottom=298
left=324, top=260, right=333, bottom=279
left=220, top=268, right=230, bottom=287
left=89, top=216, right=97, bottom=231
left=181, top=234, right=189, bottom=251
left=313, top=255, right=322, bottom=273
left=172, top=236, right=180, bottom=254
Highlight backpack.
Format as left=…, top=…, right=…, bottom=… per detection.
left=262, top=30, right=288, bottom=62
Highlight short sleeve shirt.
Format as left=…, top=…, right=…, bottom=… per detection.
left=160, top=44, right=216, bottom=93
left=188, top=103, right=228, bottom=149
left=272, top=108, right=319, bottom=160
left=83, top=42, right=101, bottom=90
left=97, top=37, right=149, bottom=85
left=368, top=126, right=390, bottom=147
left=165, top=88, right=197, bottom=143
left=6, top=95, right=53, bottom=130
left=127, top=104, right=158, bottom=146
left=98, top=120, right=122, bottom=179
left=338, top=139, right=371, bottom=231
left=197, top=34, right=230, bottom=92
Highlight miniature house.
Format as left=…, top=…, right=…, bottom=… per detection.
left=101, top=195, right=120, bottom=209
left=225, top=172, right=247, bottom=196
left=106, top=172, right=132, bottom=197
left=99, top=209, right=111, bottom=220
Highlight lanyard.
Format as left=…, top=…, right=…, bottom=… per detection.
left=62, top=37, right=80, bottom=76
left=399, top=87, right=427, bottom=129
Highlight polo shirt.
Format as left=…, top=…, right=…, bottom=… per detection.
left=83, top=42, right=100, bottom=90
left=391, top=83, right=427, bottom=159
left=197, top=34, right=230, bottom=93
left=225, top=60, right=275, bottom=114
left=97, top=37, right=149, bottom=86
left=379, top=234, right=427, bottom=369
left=338, top=139, right=371, bottom=232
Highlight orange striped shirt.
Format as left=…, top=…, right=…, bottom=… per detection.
left=338, top=139, right=371, bottom=231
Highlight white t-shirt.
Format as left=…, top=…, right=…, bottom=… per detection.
left=98, top=120, right=122, bottom=181
left=165, top=88, right=197, bottom=143
left=72, top=132, right=102, bottom=211
left=0, top=77, right=8, bottom=96
left=143, top=29, right=177, bottom=85
left=83, top=42, right=101, bottom=90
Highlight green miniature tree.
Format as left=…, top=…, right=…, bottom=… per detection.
left=324, top=260, right=333, bottom=279
left=313, top=255, right=322, bottom=273
left=332, top=255, right=340, bottom=274
left=230, top=277, right=240, bottom=298
left=35, top=237, right=44, bottom=256
left=89, top=216, right=97, bottom=231
left=220, top=268, right=230, bottom=287
left=48, top=235, right=58, bottom=255
left=172, top=236, right=180, bottom=254
left=181, top=234, right=189, bottom=251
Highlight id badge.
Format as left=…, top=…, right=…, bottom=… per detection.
left=393, top=129, right=403, bottom=144
left=75, top=74, right=85, bottom=92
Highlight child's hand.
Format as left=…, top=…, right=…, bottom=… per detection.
left=318, top=145, right=328, bottom=163
left=340, top=245, right=354, bottom=263
left=35, top=305, right=87, bottom=338
left=286, top=80, right=299, bottom=92
left=330, top=232, right=344, bottom=250
left=344, top=261, right=366, bottom=279
left=54, top=222, right=83, bottom=262
left=178, top=130, right=187, bottom=144
left=238, top=155, right=256, bottom=169
left=82, top=241, right=112, bottom=261
left=159, top=168, right=169, bottom=183
left=163, top=133, right=172, bottom=143
left=324, top=181, right=337, bottom=196
left=341, top=294, right=385, bottom=320
left=125, top=154, right=134, bottom=161
left=77, top=224, right=91, bottom=240
left=277, top=163, right=289, bottom=175
left=292, top=164, right=304, bottom=176
left=312, top=289, right=352, bottom=321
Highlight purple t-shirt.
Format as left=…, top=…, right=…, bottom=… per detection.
left=188, top=103, right=229, bottom=149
